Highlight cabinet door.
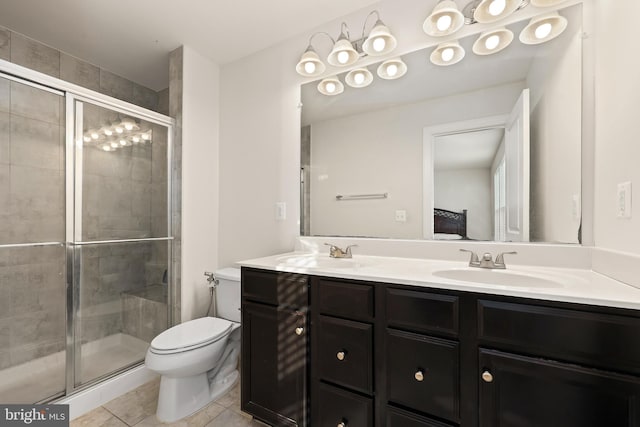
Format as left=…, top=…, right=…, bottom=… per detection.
left=480, top=348, right=640, bottom=427
left=242, top=301, right=307, bottom=427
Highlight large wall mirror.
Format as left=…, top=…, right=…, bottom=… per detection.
left=300, top=3, right=582, bottom=244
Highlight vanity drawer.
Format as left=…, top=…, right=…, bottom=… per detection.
left=316, top=382, right=373, bottom=427
left=387, top=406, right=456, bottom=427
left=241, top=268, right=308, bottom=307
left=387, top=329, right=459, bottom=422
left=387, top=288, right=459, bottom=337
left=478, top=300, right=640, bottom=375
left=317, top=278, right=374, bottom=322
left=317, top=315, right=373, bottom=394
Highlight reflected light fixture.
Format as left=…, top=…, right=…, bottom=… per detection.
left=345, top=68, right=374, bottom=88
left=472, top=27, right=514, bottom=55
left=474, top=0, right=522, bottom=23
left=377, top=58, right=407, bottom=80
left=295, top=10, right=397, bottom=77
left=430, top=41, right=466, bottom=66
left=120, top=117, right=139, bottom=131
left=423, top=0, right=465, bottom=37
left=317, top=76, right=344, bottom=96
left=519, top=12, right=567, bottom=45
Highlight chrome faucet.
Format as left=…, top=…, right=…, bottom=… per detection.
left=460, top=249, right=517, bottom=269
left=324, top=243, right=358, bottom=259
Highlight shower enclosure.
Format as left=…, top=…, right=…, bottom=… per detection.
left=0, top=70, right=174, bottom=403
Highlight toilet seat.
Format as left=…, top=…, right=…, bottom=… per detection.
left=150, top=317, right=233, bottom=355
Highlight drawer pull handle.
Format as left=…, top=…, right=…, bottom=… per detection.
left=295, top=327, right=304, bottom=336
left=482, top=370, right=494, bottom=383
left=414, top=370, right=424, bottom=382
left=336, top=351, right=346, bottom=361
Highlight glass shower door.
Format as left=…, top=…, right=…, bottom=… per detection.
left=0, top=74, right=67, bottom=403
left=71, top=98, right=171, bottom=387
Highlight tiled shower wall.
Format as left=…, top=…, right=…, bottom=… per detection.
left=0, top=26, right=163, bottom=112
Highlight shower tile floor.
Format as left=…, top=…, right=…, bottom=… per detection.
left=71, top=379, right=265, bottom=427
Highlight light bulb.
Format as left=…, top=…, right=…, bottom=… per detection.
left=535, top=22, right=552, bottom=39
left=304, top=61, right=316, bottom=74
left=115, top=126, right=124, bottom=134
left=102, top=145, right=111, bottom=151
left=442, top=48, right=455, bottom=62
left=386, top=64, right=399, bottom=77
left=132, top=136, right=140, bottom=143
left=489, top=0, right=506, bottom=16
left=372, top=37, right=386, bottom=52
left=354, top=72, right=365, bottom=85
left=436, top=14, right=452, bottom=32
left=141, top=133, right=151, bottom=141
left=120, top=139, right=127, bottom=146
left=90, top=132, right=99, bottom=140
left=337, top=51, right=349, bottom=64
left=124, top=123, right=133, bottom=131
left=83, top=136, right=91, bottom=143
left=325, top=82, right=337, bottom=93
left=104, top=128, right=113, bottom=136
left=110, top=141, right=119, bottom=148
left=485, top=34, right=501, bottom=50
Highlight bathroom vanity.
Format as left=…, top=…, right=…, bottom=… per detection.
left=239, top=253, right=640, bottom=427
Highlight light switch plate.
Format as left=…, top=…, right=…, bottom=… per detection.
left=275, top=202, right=287, bottom=221
left=617, top=182, right=632, bottom=218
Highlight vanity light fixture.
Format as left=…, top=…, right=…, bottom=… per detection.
left=519, top=12, right=567, bottom=45
left=295, top=10, right=397, bottom=77
left=423, top=0, right=465, bottom=37
left=377, top=58, right=407, bottom=80
left=430, top=41, right=466, bottom=66
left=472, top=27, right=514, bottom=55
left=345, top=68, right=374, bottom=88
left=120, top=117, right=139, bottom=131
left=473, top=0, right=522, bottom=24
left=317, top=76, right=345, bottom=96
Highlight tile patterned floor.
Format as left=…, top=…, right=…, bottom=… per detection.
left=71, top=378, right=265, bottom=427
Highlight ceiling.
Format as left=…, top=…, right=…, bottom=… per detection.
left=434, top=128, right=505, bottom=171
left=0, top=0, right=380, bottom=90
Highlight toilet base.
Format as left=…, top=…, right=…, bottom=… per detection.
left=155, top=368, right=239, bottom=423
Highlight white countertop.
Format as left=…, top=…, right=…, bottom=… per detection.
left=237, top=252, right=640, bottom=311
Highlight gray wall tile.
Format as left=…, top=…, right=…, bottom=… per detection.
left=132, top=84, right=158, bottom=112
left=10, top=81, right=62, bottom=125
left=0, top=112, right=9, bottom=164
left=157, top=88, right=169, bottom=116
left=100, top=70, right=133, bottom=103
left=0, top=76, right=9, bottom=113
left=0, top=28, right=9, bottom=61
left=60, top=53, right=100, bottom=92
left=10, top=115, right=62, bottom=170
left=10, top=32, right=60, bottom=78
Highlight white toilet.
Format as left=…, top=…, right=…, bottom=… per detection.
left=145, top=267, right=241, bottom=422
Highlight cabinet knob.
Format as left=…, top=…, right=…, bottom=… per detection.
left=295, top=327, right=304, bottom=336
left=414, top=370, right=424, bottom=382
left=337, top=422, right=347, bottom=427
left=482, top=370, right=494, bottom=383
left=336, top=351, right=346, bottom=361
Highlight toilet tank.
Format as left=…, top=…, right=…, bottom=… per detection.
left=215, top=267, right=241, bottom=322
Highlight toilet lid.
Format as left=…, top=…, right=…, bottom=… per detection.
left=150, top=317, right=233, bottom=353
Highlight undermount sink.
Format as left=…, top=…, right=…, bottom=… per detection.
left=277, top=254, right=367, bottom=269
left=432, top=268, right=564, bottom=288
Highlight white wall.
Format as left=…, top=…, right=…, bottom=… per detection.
left=593, top=0, right=640, bottom=255
left=434, top=168, right=493, bottom=241
left=181, top=46, right=220, bottom=321
left=527, top=20, right=582, bottom=243
left=309, top=83, right=523, bottom=239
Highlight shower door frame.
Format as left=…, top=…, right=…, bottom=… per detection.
left=0, top=59, right=176, bottom=401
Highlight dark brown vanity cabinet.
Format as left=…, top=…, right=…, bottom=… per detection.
left=241, top=267, right=640, bottom=427
left=241, top=268, right=309, bottom=427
